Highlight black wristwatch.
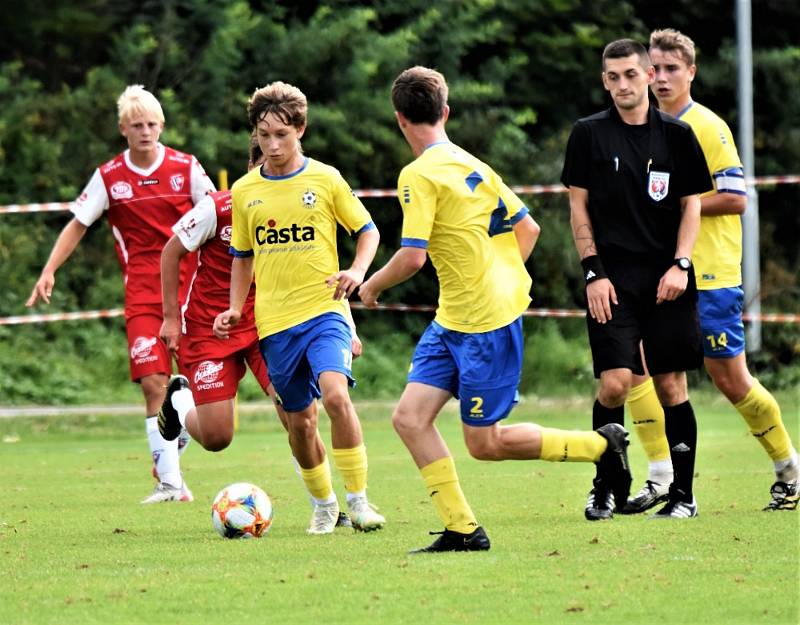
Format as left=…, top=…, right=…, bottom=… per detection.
left=674, top=257, right=692, bottom=271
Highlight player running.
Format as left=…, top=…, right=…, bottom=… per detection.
left=359, top=66, right=632, bottom=552
left=27, top=85, right=215, bottom=503
left=158, top=135, right=355, bottom=528
left=214, top=81, right=385, bottom=535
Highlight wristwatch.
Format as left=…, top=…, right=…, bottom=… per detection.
left=674, top=257, right=692, bottom=271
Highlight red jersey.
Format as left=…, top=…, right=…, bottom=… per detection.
left=173, top=191, right=258, bottom=357
left=72, top=144, right=215, bottom=317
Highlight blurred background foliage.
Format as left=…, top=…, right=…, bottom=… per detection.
left=1, top=0, right=797, bottom=403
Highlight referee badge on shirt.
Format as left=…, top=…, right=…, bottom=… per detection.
left=648, top=170, right=670, bottom=201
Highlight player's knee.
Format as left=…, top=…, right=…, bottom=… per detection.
left=392, top=406, right=421, bottom=437
left=202, top=431, right=233, bottom=452
left=321, top=389, right=351, bottom=419
left=463, top=429, right=502, bottom=461
left=598, top=379, right=630, bottom=406
left=141, top=374, right=167, bottom=406
left=288, top=413, right=318, bottom=441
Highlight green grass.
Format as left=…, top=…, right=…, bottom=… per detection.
left=1, top=393, right=798, bottom=624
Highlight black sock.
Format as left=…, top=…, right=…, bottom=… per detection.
left=592, top=399, right=624, bottom=430
left=592, top=400, right=624, bottom=480
left=664, top=401, right=697, bottom=500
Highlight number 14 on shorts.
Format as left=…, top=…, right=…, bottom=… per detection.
left=706, top=331, right=728, bottom=351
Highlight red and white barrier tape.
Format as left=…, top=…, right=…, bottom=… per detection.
left=2, top=304, right=798, bottom=325
left=2, top=175, right=798, bottom=214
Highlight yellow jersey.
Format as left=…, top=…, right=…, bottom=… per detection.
left=679, top=101, right=746, bottom=289
left=398, top=141, right=532, bottom=333
left=230, top=158, right=374, bottom=337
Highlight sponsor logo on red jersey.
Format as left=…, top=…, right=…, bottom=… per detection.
left=194, top=360, right=225, bottom=390
left=220, top=225, right=232, bottom=242
left=110, top=181, right=134, bottom=200
left=130, top=336, right=158, bottom=364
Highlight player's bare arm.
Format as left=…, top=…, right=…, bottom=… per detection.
left=326, top=227, right=380, bottom=300
left=359, top=246, right=427, bottom=308
left=699, top=190, right=747, bottom=217
left=160, top=235, right=191, bottom=354
left=568, top=186, right=617, bottom=323
left=26, top=218, right=88, bottom=307
left=513, top=213, right=541, bottom=262
left=213, top=256, right=253, bottom=339
left=656, top=193, right=700, bottom=304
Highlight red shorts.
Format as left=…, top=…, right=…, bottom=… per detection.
left=183, top=341, right=271, bottom=405
left=126, top=313, right=172, bottom=382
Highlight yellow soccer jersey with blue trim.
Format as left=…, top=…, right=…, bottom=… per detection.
left=680, top=101, right=746, bottom=289
left=398, top=142, right=532, bottom=333
left=230, top=158, right=374, bottom=337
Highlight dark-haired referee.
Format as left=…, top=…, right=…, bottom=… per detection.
left=561, top=39, right=712, bottom=520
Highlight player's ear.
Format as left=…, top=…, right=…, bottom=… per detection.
left=441, top=105, right=450, bottom=123
left=296, top=123, right=306, bottom=140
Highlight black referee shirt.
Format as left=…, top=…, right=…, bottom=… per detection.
left=561, top=104, right=712, bottom=261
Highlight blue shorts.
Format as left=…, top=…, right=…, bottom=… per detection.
left=408, top=318, right=523, bottom=427
left=698, top=287, right=746, bottom=358
left=260, top=312, right=354, bottom=412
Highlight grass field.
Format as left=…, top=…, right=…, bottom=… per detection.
left=1, top=393, right=798, bottom=624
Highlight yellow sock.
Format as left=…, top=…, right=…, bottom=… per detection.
left=298, top=458, right=334, bottom=501
left=420, top=457, right=477, bottom=534
left=627, top=379, right=670, bottom=463
left=735, top=379, right=795, bottom=462
left=331, top=445, right=368, bottom=495
left=539, top=428, right=607, bottom=462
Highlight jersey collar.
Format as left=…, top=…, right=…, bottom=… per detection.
left=675, top=100, right=694, bottom=119
left=260, top=157, right=309, bottom=180
left=123, top=143, right=165, bottom=176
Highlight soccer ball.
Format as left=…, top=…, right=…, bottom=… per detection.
left=211, top=482, right=273, bottom=539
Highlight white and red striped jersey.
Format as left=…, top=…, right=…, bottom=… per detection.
left=172, top=191, right=257, bottom=348
left=72, top=143, right=215, bottom=315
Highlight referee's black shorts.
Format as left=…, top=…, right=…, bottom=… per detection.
left=586, top=257, right=703, bottom=378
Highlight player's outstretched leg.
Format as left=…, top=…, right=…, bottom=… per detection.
left=410, top=526, right=491, bottom=553
left=585, top=424, right=632, bottom=521
left=158, top=374, right=190, bottom=441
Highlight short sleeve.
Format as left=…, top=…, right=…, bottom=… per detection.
left=190, top=157, right=216, bottom=203
left=71, top=169, right=108, bottom=226
left=331, top=171, right=372, bottom=234
left=172, top=195, right=218, bottom=252
left=229, top=186, right=253, bottom=257
left=697, top=118, right=745, bottom=195
left=560, top=121, right=592, bottom=189
left=398, top=167, right=436, bottom=248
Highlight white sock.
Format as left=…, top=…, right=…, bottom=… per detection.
left=146, top=416, right=181, bottom=488
left=177, top=429, right=192, bottom=456
left=648, top=460, right=673, bottom=483
left=170, top=387, right=195, bottom=427
left=311, top=493, right=338, bottom=506
left=345, top=490, right=366, bottom=505
left=775, top=452, right=799, bottom=483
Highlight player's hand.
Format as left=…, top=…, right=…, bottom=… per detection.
left=656, top=266, right=688, bottom=304
left=326, top=268, right=365, bottom=300
left=26, top=272, right=56, bottom=307
left=351, top=333, right=363, bottom=359
left=160, top=317, right=181, bottom=355
left=586, top=278, right=617, bottom=324
left=357, top=278, right=381, bottom=309
left=213, top=309, right=242, bottom=339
